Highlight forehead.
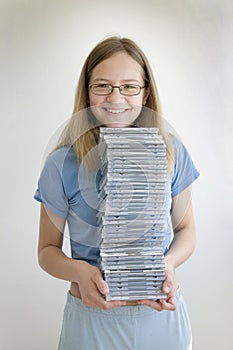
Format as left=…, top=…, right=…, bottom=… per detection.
left=90, top=52, right=144, bottom=82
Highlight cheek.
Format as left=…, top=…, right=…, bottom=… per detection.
left=89, top=94, right=106, bottom=106
left=132, top=96, right=144, bottom=107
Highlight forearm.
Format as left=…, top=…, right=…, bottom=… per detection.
left=164, top=226, right=196, bottom=270
left=38, top=245, right=87, bottom=283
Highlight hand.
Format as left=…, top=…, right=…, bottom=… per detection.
left=137, top=265, right=178, bottom=311
left=159, top=265, right=178, bottom=311
left=76, top=260, right=127, bottom=310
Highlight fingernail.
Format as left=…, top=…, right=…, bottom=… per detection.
left=101, top=285, right=108, bottom=293
left=164, top=286, right=170, bottom=293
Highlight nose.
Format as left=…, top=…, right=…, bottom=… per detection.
left=106, top=87, right=125, bottom=103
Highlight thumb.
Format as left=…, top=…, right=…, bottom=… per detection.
left=93, top=272, right=109, bottom=295
left=162, top=275, right=173, bottom=294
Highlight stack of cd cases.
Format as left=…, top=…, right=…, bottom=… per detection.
left=97, top=127, right=167, bottom=301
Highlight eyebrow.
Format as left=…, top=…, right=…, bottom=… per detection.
left=92, top=78, right=142, bottom=84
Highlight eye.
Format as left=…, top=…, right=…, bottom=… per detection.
left=121, top=84, right=140, bottom=95
left=124, top=84, right=138, bottom=90
left=122, top=84, right=140, bottom=93
left=96, top=83, right=110, bottom=89
left=91, top=83, right=112, bottom=94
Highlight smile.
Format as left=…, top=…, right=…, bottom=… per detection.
left=105, top=108, right=128, bottom=114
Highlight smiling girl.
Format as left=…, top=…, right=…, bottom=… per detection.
left=34, top=36, right=199, bottom=350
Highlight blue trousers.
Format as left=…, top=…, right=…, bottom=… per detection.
left=58, top=286, right=192, bottom=350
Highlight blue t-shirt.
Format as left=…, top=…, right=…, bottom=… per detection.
left=34, top=136, right=199, bottom=267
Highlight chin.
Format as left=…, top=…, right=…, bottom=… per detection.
left=103, top=118, right=136, bottom=128
left=105, top=123, right=130, bottom=128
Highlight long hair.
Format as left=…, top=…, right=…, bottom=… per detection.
left=57, top=36, right=174, bottom=170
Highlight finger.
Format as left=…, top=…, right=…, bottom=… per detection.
left=105, top=300, right=128, bottom=309
left=82, top=283, right=127, bottom=310
left=160, top=297, right=176, bottom=311
left=91, top=289, right=128, bottom=309
left=82, top=287, right=107, bottom=308
left=88, top=293, right=127, bottom=310
left=92, top=272, right=109, bottom=295
left=137, top=299, right=163, bottom=311
left=162, top=273, right=173, bottom=294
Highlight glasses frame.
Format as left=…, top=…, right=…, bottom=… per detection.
left=89, top=83, right=145, bottom=96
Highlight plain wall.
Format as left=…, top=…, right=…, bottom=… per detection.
left=0, top=0, right=232, bottom=349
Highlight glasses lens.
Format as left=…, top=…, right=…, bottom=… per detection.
left=92, top=84, right=111, bottom=95
left=121, top=84, right=140, bottom=96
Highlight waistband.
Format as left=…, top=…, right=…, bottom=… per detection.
left=66, top=285, right=182, bottom=318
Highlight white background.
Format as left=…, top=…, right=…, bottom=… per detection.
left=0, top=0, right=232, bottom=349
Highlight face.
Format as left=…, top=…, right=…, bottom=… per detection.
left=88, top=52, right=149, bottom=128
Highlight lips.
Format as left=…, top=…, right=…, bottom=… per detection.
left=105, top=108, right=127, bottom=114
left=102, top=104, right=130, bottom=115
left=90, top=104, right=140, bottom=128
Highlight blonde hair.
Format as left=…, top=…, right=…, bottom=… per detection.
left=57, top=36, right=174, bottom=170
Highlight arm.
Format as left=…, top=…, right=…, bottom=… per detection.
left=160, top=186, right=196, bottom=310
left=137, top=186, right=197, bottom=311
left=38, top=203, right=126, bottom=309
left=165, top=185, right=196, bottom=269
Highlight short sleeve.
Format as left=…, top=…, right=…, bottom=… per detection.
left=171, top=137, right=200, bottom=197
left=34, top=152, right=69, bottom=218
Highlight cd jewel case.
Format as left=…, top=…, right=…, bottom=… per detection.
left=97, top=128, right=168, bottom=301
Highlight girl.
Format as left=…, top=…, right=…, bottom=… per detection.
left=34, top=36, right=199, bottom=349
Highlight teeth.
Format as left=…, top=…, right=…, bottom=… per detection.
left=106, top=109, right=126, bottom=114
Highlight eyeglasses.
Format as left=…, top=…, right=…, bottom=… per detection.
left=89, top=83, right=145, bottom=96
